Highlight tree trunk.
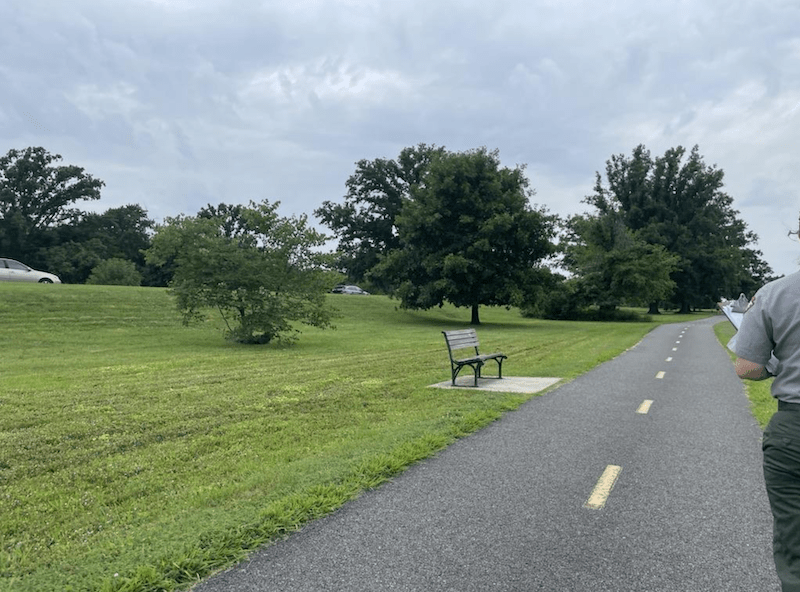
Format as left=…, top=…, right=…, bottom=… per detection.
left=679, top=301, right=691, bottom=314
left=471, top=303, right=480, bottom=325
left=647, top=302, right=661, bottom=315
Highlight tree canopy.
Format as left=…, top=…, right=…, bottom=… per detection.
left=314, top=143, right=445, bottom=286
left=564, top=208, right=679, bottom=314
left=587, top=144, right=772, bottom=312
left=2, top=142, right=772, bottom=314
left=146, top=199, right=335, bottom=344
left=45, top=204, right=155, bottom=284
left=0, top=147, right=104, bottom=265
left=372, top=147, right=556, bottom=324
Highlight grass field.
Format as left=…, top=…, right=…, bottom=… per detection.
left=1, top=283, right=715, bottom=591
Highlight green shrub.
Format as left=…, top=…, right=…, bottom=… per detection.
left=522, top=278, right=583, bottom=320
left=523, top=278, right=653, bottom=322
left=86, top=258, right=143, bottom=286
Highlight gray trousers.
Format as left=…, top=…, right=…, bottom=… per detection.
left=764, top=408, right=800, bottom=592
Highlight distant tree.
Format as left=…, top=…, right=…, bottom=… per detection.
left=0, top=147, right=104, bottom=265
left=372, top=147, right=557, bottom=325
left=42, top=205, right=154, bottom=284
left=564, top=207, right=679, bottom=315
left=737, top=246, right=777, bottom=297
left=315, top=143, right=445, bottom=286
left=84, top=204, right=153, bottom=265
left=145, top=199, right=335, bottom=344
left=591, top=144, right=772, bottom=312
left=42, top=238, right=106, bottom=284
left=86, top=258, right=143, bottom=286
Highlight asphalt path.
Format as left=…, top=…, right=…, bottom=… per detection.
left=194, top=317, right=779, bottom=591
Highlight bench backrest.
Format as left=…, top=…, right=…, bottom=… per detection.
left=442, top=329, right=480, bottom=358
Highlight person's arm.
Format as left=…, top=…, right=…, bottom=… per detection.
left=732, top=289, right=777, bottom=381
left=735, top=356, right=771, bottom=381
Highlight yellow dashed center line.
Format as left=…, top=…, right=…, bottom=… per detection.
left=584, top=465, right=622, bottom=510
left=585, top=330, right=681, bottom=512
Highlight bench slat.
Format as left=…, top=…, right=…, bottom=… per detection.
left=443, top=329, right=480, bottom=350
left=447, top=339, right=479, bottom=349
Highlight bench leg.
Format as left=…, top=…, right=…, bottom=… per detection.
left=452, top=364, right=467, bottom=386
left=480, top=358, right=504, bottom=381
left=452, top=362, right=482, bottom=387
left=473, top=361, right=484, bottom=386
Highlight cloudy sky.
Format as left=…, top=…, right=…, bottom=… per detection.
left=2, top=0, right=799, bottom=277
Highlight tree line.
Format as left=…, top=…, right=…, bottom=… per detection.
left=0, top=144, right=774, bottom=341
left=558, top=145, right=772, bottom=316
left=0, top=147, right=156, bottom=286
left=316, top=143, right=773, bottom=320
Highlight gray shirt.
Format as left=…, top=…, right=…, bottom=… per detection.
left=733, top=271, right=800, bottom=402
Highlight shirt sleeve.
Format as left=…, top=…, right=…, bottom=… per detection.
left=732, top=289, right=775, bottom=366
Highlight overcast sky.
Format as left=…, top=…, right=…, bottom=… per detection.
left=2, top=0, right=799, bottom=279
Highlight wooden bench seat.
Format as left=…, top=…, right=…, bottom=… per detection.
left=442, top=329, right=507, bottom=387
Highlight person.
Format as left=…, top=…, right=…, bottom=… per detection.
left=733, top=264, right=800, bottom=592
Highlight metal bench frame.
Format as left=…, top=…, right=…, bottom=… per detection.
left=442, top=329, right=507, bottom=387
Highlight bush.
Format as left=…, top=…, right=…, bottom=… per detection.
left=522, top=278, right=582, bottom=320
left=86, top=258, right=143, bottom=286
left=145, top=200, right=335, bottom=345
left=522, top=278, right=651, bottom=322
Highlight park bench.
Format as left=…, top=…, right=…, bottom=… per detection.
left=442, top=329, right=507, bottom=387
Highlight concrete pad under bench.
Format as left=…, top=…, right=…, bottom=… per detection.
left=429, top=376, right=561, bottom=393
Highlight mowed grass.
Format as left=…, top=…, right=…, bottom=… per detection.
left=1, top=283, right=709, bottom=591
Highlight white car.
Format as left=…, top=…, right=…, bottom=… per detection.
left=331, top=284, right=369, bottom=295
left=0, top=258, right=61, bottom=283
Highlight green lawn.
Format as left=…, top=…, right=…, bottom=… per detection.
left=0, top=284, right=712, bottom=591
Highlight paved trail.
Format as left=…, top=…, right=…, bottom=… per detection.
left=195, top=318, right=779, bottom=591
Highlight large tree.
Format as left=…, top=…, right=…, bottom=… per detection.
left=0, top=147, right=104, bottom=265
left=372, top=147, right=556, bottom=324
left=591, top=144, right=771, bottom=313
left=315, top=143, right=445, bottom=285
left=145, top=199, right=335, bottom=344
left=564, top=207, right=679, bottom=315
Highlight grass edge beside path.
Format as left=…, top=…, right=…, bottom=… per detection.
left=107, top=407, right=519, bottom=592
left=713, top=321, right=777, bottom=429
left=0, top=285, right=714, bottom=592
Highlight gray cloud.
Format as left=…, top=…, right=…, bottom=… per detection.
left=2, top=0, right=799, bottom=275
